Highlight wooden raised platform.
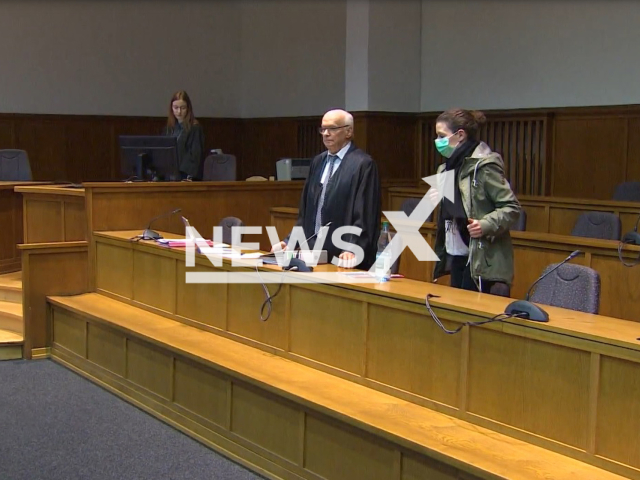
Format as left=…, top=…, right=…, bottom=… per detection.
left=49, top=292, right=625, bottom=480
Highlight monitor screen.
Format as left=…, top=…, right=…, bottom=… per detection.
left=119, top=135, right=180, bottom=181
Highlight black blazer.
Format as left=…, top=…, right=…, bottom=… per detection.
left=289, top=143, right=381, bottom=270
left=164, top=123, right=204, bottom=178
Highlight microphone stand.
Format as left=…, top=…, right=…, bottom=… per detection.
left=140, top=208, right=182, bottom=240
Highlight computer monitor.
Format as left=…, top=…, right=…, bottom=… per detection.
left=119, top=135, right=180, bottom=181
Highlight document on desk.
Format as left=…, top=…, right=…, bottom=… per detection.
left=156, top=239, right=228, bottom=248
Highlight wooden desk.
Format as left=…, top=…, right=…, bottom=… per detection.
left=388, top=187, right=640, bottom=235
left=84, top=230, right=640, bottom=478
left=270, top=206, right=640, bottom=323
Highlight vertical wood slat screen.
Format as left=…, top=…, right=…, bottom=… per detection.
left=420, top=113, right=551, bottom=196
left=297, top=118, right=324, bottom=158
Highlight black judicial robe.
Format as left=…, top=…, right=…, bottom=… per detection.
left=289, top=143, right=381, bottom=270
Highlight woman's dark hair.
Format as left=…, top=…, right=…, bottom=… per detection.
left=436, top=109, right=487, bottom=140
left=167, top=90, right=198, bottom=132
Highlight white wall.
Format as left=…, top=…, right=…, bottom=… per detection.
left=345, top=0, right=370, bottom=111
left=0, top=1, right=242, bottom=117
left=368, top=0, right=421, bottom=112
left=421, top=0, right=640, bottom=111
left=239, top=0, right=346, bottom=117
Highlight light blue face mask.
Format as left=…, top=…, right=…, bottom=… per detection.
left=434, top=131, right=460, bottom=158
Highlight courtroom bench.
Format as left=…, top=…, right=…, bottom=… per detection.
left=269, top=206, right=640, bottom=323
left=387, top=187, right=640, bottom=236
left=47, top=292, right=624, bottom=480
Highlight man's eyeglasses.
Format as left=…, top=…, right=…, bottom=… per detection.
left=318, top=125, right=349, bottom=135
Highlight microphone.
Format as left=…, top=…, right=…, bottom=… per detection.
left=141, top=208, right=182, bottom=240
left=505, top=249, right=581, bottom=322
left=294, top=222, right=332, bottom=250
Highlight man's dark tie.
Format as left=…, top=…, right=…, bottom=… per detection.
left=315, top=154, right=338, bottom=234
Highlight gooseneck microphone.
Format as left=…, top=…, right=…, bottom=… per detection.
left=141, top=208, right=182, bottom=240
left=297, top=222, right=332, bottom=249
left=505, top=250, right=581, bottom=322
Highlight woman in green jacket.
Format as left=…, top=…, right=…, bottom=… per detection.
left=431, top=109, right=521, bottom=296
left=164, top=90, right=204, bottom=180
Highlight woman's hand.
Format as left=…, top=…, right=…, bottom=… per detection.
left=467, top=219, right=483, bottom=238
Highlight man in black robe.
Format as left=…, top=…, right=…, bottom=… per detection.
left=272, top=109, right=381, bottom=270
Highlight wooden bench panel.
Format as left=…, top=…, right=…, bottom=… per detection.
left=86, top=231, right=640, bottom=478
left=48, top=293, right=626, bottom=480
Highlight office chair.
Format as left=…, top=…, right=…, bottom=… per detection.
left=0, top=149, right=32, bottom=181
left=571, top=212, right=621, bottom=240
left=530, top=263, right=600, bottom=314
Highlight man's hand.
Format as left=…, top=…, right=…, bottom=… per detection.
left=338, top=251, right=356, bottom=269
left=467, top=219, right=483, bottom=238
left=270, top=241, right=287, bottom=253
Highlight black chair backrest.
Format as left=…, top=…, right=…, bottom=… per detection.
left=203, top=154, right=237, bottom=181
left=530, top=263, right=600, bottom=314
left=613, top=181, right=640, bottom=202
left=219, top=216, right=244, bottom=245
left=0, top=149, right=32, bottom=181
left=571, top=211, right=621, bottom=240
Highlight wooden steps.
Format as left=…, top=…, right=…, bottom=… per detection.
left=0, top=271, right=23, bottom=360
left=48, top=292, right=627, bottom=480
left=0, top=272, right=22, bottom=304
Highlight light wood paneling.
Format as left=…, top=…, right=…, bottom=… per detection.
left=96, top=242, right=133, bottom=299
left=126, top=339, right=172, bottom=400
left=596, top=355, right=640, bottom=469
left=48, top=290, right=634, bottom=480
left=591, top=254, right=640, bottom=322
left=52, top=309, right=86, bottom=357
left=64, top=200, right=87, bottom=241
left=304, top=414, right=396, bottom=480
left=227, top=280, right=287, bottom=350
left=86, top=182, right=305, bottom=251
left=24, top=199, right=63, bottom=243
left=289, top=287, right=365, bottom=374
left=366, top=303, right=461, bottom=407
left=20, top=242, right=89, bottom=358
left=175, top=263, right=227, bottom=329
left=402, top=454, right=482, bottom=480
left=467, top=328, right=591, bottom=450
left=174, top=358, right=229, bottom=427
left=231, top=383, right=300, bottom=463
left=270, top=206, right=640, bottom=323
left=132, top=250, right=176, bottom=314
left=87, top=323, right=125, bottom=376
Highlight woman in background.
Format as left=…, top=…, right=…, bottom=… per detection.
left=164, top=90, right=204, bottom=180
left=430, top=109, right=521, bottom=296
